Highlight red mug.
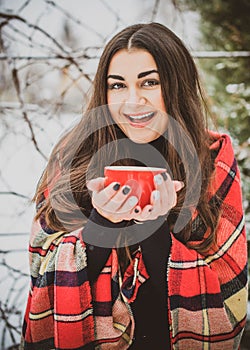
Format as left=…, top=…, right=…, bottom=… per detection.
left=104, top=166, right=166, bottom=208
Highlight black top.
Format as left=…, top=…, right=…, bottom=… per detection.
left=83, top=131, right=171, bottom=349
left=83, top=209, right=171, bottom=349
left=128, top=219, right=171, bottom=349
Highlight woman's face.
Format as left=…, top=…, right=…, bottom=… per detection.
left=107, top=49, right=168, bottom=143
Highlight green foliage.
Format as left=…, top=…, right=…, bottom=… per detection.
left=180, top=0, right=250, bottom=234
left=181, top=0, right=250, bottom=51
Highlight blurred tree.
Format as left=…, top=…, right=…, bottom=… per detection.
left=179, top=0, right=250, bottom=232
left=178, top=2, right=250, bottom=346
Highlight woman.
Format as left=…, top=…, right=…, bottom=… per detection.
left=21, top=23, right=247, bottom=349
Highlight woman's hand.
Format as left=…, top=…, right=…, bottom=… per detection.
left=86, top=173, right=184, bottom=223
left=135, top=173, right=184, bottom=221
left=86, top=177, right=139, bottom=223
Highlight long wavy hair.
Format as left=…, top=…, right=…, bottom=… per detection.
left=35, top=22, right=219, bottom=252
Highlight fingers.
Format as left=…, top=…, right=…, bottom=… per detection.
left=173, top=180, right=185, bottom=192
left=132, top=173, right=184, bottom=222
left=86, top=177, right=105, bottom=192
left=102, top=185, right=138, bottom=214
left=90, top=181, right=140, bottom=223
left=153, top=173, right=172, bottom=214
left=152, top=172, right=185, bottom=213
left=95, top=193, right=139, bottom=223
left=137, top=204, right=153, bottom=221
left=91, top=181, right=122, bottom=208
left=87, top=174, right=184, bottom=223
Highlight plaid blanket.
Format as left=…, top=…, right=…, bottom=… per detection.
left=21, top=133, right=248, bottom=349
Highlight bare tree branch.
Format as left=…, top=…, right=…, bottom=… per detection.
left=101, top=0, right=126, bottom=35
left=0, top=192, right=30, bottom=199
left=0, top=11, right=92, bottom=80
left=45, top=0, right=105, bottom=41
left=0, top=260, right=29, bottom=277
left=11, top=67, right=48, bottom=160
left=0, top=12, right=67, bottom=53
left=1, top=50, right=250, bottom=61
left=151, top=0, right=161, bottom=21
left=17, top=0, right=32, bottom=14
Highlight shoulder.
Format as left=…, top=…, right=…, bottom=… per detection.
left=208, top=131, right=241, bottom=190
left=208, top=131, right=235, bottom=165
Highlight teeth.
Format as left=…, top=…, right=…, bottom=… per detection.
left=128, top=112, right=154, bottom=120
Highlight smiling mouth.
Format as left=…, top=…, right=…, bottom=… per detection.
left=124, top=112, right=155, bottom=124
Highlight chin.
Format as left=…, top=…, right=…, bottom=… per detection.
left=128, top=132, right=159, bottom=144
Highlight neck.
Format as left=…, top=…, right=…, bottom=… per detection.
left=114, top=124, right=167, bottom=168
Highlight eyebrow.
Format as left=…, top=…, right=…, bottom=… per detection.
left=107, top=69, right=159, bottom=81
left=107, top=74, right=125, bottom=81
left=137, top=69, right=158, bottom=79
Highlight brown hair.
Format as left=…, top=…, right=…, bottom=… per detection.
left=35, top=23, right=219, bottom=252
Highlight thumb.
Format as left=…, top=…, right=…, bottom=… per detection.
left=86, top=177, right=105, bottom=192
left=173, top=181, right=185, bottom=192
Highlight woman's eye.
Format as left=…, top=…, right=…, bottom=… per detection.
left=108, top=82, right=126, bottom=90
left=143, top=79, right=160, bottom=87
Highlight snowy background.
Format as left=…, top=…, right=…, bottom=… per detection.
left=0, top=0, right=249, bottom=348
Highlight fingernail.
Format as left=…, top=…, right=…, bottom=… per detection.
left=153, top=190, right=160, bottom=201
left=128, top=196, right=138, bottom=206
left=154, top=174, right=163, bottom=185
left=122, top=186, right=131, bottom=195
left=161, top=172, right=168, bottom=181
left=113, top=182, right=120, bottom=191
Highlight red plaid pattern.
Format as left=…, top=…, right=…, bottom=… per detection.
left=21, top=133, right=247, bottom=349
left=168, top=133, right=247, bottom=349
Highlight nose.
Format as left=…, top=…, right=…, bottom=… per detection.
left=125, top=88, right=146, bottom=106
